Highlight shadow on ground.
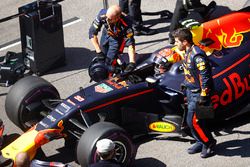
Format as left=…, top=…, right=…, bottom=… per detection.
left=137, top=10, right=172, bottom=40
left=46, top=47, right=95, bottom=75
left=40, top=146, right=76, bottom=164
left=211, top=106, right=250, bottom=158
left=134, top=157, right=166, bottom=167
left=143, top=17, right=170, bottom=32
left=0, top=93, right=7, bottom=97
left=216, top=138, right=250, bottom=158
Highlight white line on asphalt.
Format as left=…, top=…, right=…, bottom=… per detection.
left=63, top=18, right=82, bottom=28
left=0, top=17, right=82, bottom=52
left=0, top=41, right=21, bottom=52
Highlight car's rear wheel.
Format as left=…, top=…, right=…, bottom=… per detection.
left=5, top=76, right=60, bottom=131
left=77, top=122, right=135, bottom=167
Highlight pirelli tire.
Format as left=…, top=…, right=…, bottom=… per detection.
left=5, top=76, right=60, bottom=131
left=77, top=122, right=135, bottom=167
left=88, top=57, right=109, bottom=82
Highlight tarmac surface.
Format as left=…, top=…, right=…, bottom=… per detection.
left=0, top=0, right=249, bottom=166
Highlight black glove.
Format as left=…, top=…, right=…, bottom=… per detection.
left=96, top=52, right=106, bottom=61
left=199, top=96, right=211, bottom=106
left=124, top=62, right=136, bottom=73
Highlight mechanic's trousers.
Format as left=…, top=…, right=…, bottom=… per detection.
left=100, top=32, right=126, bottom=65
left=186, top=89, right=215, bottom=147
left=119, top=0, right=142, bottom=29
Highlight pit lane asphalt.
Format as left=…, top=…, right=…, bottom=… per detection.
left=0, top=0, right=249, bottom=166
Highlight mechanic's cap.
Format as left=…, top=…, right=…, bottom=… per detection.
left=96, top=139, right=115, bottom=153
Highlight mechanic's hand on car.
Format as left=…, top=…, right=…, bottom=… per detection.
left=199, top=95, right=211, bottom=106
left=96, top=51, right=106, bottom=61
left=124, top=62, right=136, bottom=73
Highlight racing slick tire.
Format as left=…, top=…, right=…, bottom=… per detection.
left=5, top=76, right=60, bottom=131
left=77, top=122, right=135, bottom=167
left=88, top=57, right=109, bottom=82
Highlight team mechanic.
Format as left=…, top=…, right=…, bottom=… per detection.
left=164, top=28, right=216, bottom=158
left=89, top=5, right=136, bottom=75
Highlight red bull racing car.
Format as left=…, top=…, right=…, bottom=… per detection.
left=1, top=6, right=250, bottom=167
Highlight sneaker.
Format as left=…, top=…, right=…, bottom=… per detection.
left=134, top=26, right=157, bottom=36
left=187, top=142, right=203, bottom=154
left=200, top=140, right=216, bottom=158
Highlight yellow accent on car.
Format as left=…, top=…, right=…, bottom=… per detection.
left=191, top=25, right=214, bottom=55
left=1, top=130, right=39, bottom=161
left=149, top=121, right=176, bottom=132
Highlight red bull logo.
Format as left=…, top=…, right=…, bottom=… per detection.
left=211, top=70, right=250, bottom=109
left=192, top=12, right=250, bottom=51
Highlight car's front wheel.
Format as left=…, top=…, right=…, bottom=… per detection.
left=5, top=76, right=60, bottom=131
left=77, top=122, right=135, bottom=167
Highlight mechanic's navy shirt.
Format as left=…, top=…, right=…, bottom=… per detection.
left=89, top=9, right=135, bottom=46
left=182, top=45, right=213, bottom=96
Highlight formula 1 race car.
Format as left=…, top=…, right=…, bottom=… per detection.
left=1, top=5, right=250, bottom=167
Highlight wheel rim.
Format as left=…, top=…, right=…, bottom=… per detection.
left=113, top=141, right=127, bottom=163
left=93, top=140, right=128, bottom=164
left=77, top=122, right=134, bottom=167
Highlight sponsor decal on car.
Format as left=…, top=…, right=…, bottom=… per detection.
left=106, top=77, right=129, bottom=89
left=191, top=12, right=250, bottom=53
left=55, top=108, right=64, bottom=115
left=39, top=121, right=49, bottom=128
left=95, top=83, right=113, bottom=93
left=60, top=103, right=71, bottom=113
left=118, top=81, right=129, bottom=87
left=67, top=99, right=76, bottom=106
left=106, top=79, right=123, bottom=89
left=47, top=115, right=56, bottom=122
left=149, top=121, right=176, bottom=132
left=211, top=66, right=250, bottom=109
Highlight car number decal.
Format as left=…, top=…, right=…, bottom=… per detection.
left=74, top=95, right=85, bottom=102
